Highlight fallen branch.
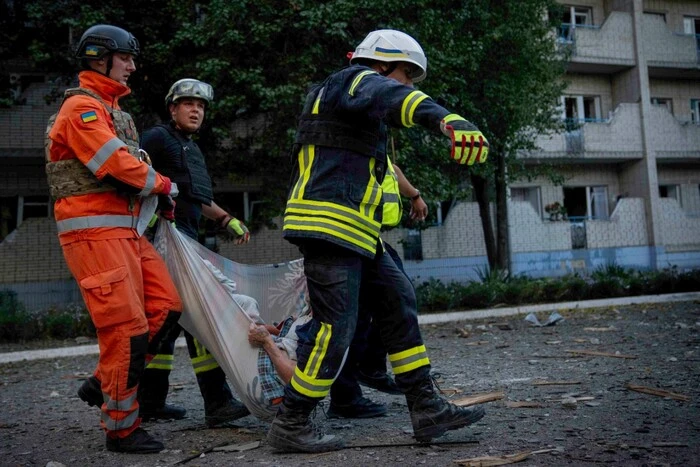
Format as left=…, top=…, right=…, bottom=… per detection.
left=565, top=349, right=637, bottom=359
left=452, top=391, right=505, bottom=407
left=532, top=380, right=581, bottom=386
left=454, top=448, right=555, bottom=466
left=625, top=384, right=690, bottom=401
left=505, top=401, right=543, bottom=408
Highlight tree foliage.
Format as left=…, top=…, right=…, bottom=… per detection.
left=1, top=0, right=566, bottom=249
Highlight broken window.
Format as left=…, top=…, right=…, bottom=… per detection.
left=558, top=5, right=593, bottom=41
left=651, top=97, right=673, bottom=115
left=659, top=184, right=681, bottom=206
left=691, top=99, right=700, bottom=124
left=563, top=186, right=609, bottom=221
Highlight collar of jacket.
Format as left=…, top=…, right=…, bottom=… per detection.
left=78, top=70, right=131, bottom=108
left=168, top=120, right=194, bottom=140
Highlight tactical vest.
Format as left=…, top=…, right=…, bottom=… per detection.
left=152, top=124, right=213, bottom=205
left=284, top=68, right=391, bottom=257
left=381, top=158, right=402, bottom=228
left=45, top=87, right=141, bottom=199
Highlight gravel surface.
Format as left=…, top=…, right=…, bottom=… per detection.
left=1, top=300, right=699, bottom=466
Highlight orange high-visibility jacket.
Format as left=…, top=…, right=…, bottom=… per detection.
left=48, top=71, right=174, bottom=245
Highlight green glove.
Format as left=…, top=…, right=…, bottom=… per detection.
left=440, top=113, right=489, bottom=165
left=220, top=216, right=250, bottom=243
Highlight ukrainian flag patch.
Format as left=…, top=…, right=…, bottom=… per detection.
left=85, top=45, right=100, bottom=56
left=81, top=111, right=98, bottom=123
left=374, top=47, right=408, bottom=58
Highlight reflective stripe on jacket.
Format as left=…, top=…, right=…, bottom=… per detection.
left=48, top=71, right=173, bottom=243
left=283, top=65, right=452, bottom=257
left=381, top=158, right=401, bottom=228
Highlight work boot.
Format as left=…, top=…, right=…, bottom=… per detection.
left=105, top=427, right=164, bottom=454
left=357, top=369, right=402, bottom=395
left=205, top=398, right=250, bottom=427
left=327, top=396, right=388, bottom=419
left=140, top=403, right=187, bottom=422
left=78, top=376, right=103, bottom=408
left=408, top=380, right=485, bottom=442
left=267, top=402, right=345, bottom=453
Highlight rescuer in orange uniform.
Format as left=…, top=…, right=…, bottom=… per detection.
left=46, top=24, right=182, bottom=454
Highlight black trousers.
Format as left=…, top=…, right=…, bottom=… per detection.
left=285, top=240, right=430, bottom=411
left=330, top=242, right=412, bottom=402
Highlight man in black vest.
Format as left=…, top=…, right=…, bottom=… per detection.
left=139, top=78, right=251, bottom=426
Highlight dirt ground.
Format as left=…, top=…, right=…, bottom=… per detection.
left=1, top=300, right=699, bottom=467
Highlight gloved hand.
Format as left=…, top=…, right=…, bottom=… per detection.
left=440, top=113, right=489, bottom=165
left=219, top=215, right=250, bottom=244
left=158, top=195, right=176, bottom=222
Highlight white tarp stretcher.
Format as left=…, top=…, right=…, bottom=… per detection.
left=153, top=221, right=306, bottom=420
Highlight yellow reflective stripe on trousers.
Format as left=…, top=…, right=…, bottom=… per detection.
left=146, top=353, right=174, bottom=370
left=290, top=321, right=334, bottom=398
left=401, top=91, right=429, bottom=128
left=290, top=146, right=315, bottom=200
left=56, top=214, right=136, bottom=233
left=191, top=353, right=219, bottom=374
left=389, top=345, right=431, bottom=374
left=348, top=70, right=377, bottom=96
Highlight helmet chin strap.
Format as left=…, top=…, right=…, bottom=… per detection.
left=380, top=62, right=397, bottom=77
left=104, top=54, right=114, bottom=79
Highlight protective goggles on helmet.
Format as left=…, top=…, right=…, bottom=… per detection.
left=165, top=79, right=214, bottom=106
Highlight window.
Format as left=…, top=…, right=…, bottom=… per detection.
left=558, top=5, right=593, bottom=41
left=563, top=186, right=609, bottom=220
left=511, top=187, right=542, bottom=217
left=691, top=99, right=700, bottom=124
left=20, top=195, right=50, bottom=223
left=403, top=229, right=423, bottom=261
left=685, top=17, right=700, bottom=61
left=562, top=95, right=601, bottom=123
left=651, top=97, right=673, bottom=114
left=659, top=184, right=681, bottom=205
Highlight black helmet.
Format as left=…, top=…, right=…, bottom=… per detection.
left=75, top=24, right=140, bottom=60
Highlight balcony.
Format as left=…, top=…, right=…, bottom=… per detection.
left=643, top=14, right=700, bottom=80
left=647, top=105, right=700, bottom=162
left=529, top=104, right=643, bottom=163
left=559, top=11, right=636, bottom=74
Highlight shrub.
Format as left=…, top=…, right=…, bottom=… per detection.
left=0, top=290, right=36, bottom=342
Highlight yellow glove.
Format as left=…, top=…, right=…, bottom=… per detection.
left=219, top=215, right=250, bottom=244
left=440, top=114, right=489, bottom=165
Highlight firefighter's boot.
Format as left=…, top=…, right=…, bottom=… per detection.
left=266, top=397, right=345, bottom=453
left=407, top=380, right=486, bottom=443
left=105, top=427, right=164, bottom=454
left=78, top=375, right=103, bottom=407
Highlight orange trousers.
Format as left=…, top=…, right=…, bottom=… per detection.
left=62, top=235, right=181, bottom=438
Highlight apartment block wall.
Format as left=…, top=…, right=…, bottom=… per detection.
left=611, top=67, right=641, bottom=105
left=0, top=218, right=70, bottom=283
left=643, top=13, right=697, bottom=63
left=565, top=73, right=615, bottom=117
left=657, top=166, right=700, bottom=214
left=644, top=0, right=700, bottom=30
left=508, top=201, right=571, bottom=252
left=647, top=105, right=700, bottom=154
left=586, top=197, right=649, bottom=247
left=0, top=82, right=61, bottom=149
left=217, top=227, right=301, bottom=264
left=574, top=11, right=635, bottom=61
left=649, top=79, right=700, bottom=121
left=420, top=202, right=487, bottom=259
left=582, top=104, right=644, bottom=153
left=659, top=197, right=700, bottom=249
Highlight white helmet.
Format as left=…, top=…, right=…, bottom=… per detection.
left=349, top=29, right=427, bottom=83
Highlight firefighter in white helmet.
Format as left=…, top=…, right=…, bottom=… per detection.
left=271, top=29, right=489, bottom=453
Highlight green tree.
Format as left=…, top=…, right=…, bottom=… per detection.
left=2, top=0, right=566, bottom=266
